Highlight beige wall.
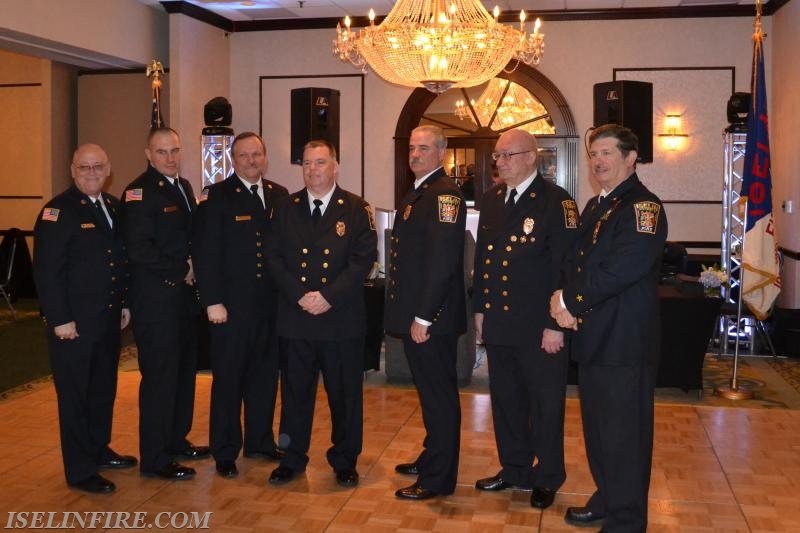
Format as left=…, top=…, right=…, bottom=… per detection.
left=0, top=0, right=167, bottom=69
left=228, top=18, right=757, bottom=218
left=772, top=0, right=800, bottom=308
left=77, top=72, right=170, bottom=199
left=0, top=49, right=75, bottom=233
left=168, top=15, right=231, bottom=197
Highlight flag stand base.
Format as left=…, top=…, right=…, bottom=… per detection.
left=714, top=382, right=754, bottom=400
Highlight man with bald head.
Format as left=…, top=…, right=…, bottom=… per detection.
left=120, top=127, right=208, bottom=481
left=34, top=144, right=136, bottom=494
left=472, top=129, right=578, bottom=509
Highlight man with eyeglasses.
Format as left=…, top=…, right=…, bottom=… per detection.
left=191, top=132, right=288, bottom=478
left=33, top=144, right=137, bottom=494
left=472, top=129, right=578, bottom=510
left=265, top=140, right=377, bottom=488
left=120, top=127, right=209, bottom=481
left=385, top=125, right=467, bottom=500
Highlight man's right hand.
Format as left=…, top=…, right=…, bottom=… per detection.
left=54, top=322, right=79, bottom=340
left=207, top=303, right=228, bottom=324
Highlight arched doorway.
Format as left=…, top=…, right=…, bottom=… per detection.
left=393, top=64, right=578, bottom=209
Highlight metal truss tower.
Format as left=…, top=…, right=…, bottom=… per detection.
left=721, top=131, right=747, bottom=305
left=201, top=126, right=235, bottom=189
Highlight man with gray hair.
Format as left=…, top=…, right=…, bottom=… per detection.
left=385, top=125, right=467, bottom=500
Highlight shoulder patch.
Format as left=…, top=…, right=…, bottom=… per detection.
left=437, top=194, right=461, bottom=224
left=633, top=201, right=661, bottom=234
left=364, top=204, right=376, bottom=230
left=125, top=188, right=143, bottom=202
left=562, top=200, right=579, bottom=229
left=41, top=208, right=60, bottom=222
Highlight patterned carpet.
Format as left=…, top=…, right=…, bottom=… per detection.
left=4, top=337, right=800, bottom=410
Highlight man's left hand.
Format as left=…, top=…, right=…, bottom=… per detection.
left=541, top=328, right=565, bottom=354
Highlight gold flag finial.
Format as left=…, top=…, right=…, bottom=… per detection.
left=146, top=60, right=165, bottom=89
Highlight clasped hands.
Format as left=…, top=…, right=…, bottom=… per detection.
left=298, top=291, right=331, bottom=315
left=550, top=290, right=578, bottom=331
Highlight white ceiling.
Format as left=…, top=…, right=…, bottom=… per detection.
left=141, top=0, right=766, bottom=22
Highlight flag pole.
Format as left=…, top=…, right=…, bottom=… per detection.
left=146, top=59, right=165, bottom=130
left=716, top=198, right=754, bottom=400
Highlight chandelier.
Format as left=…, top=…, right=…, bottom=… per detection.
left=332, top=0, right=545, bottom=94
left=454, top=78, right=555, bottom=134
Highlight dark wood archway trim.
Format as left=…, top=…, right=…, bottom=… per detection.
left=392, top=64, right=578, bottom=208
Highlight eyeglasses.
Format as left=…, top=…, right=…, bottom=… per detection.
left=491, top=150, right=532, bottom=161
left=73, top=163, right=107, bottom=173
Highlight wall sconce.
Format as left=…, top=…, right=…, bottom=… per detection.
left=659, top=114, right=688, bottom=151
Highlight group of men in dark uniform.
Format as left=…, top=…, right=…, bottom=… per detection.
left=33, top=128, right=378, bottom=494
left=385, top=124, right=666, bottom=533
left=34, top=121, right=664, bottom=532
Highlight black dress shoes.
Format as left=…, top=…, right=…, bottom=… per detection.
left=394, top=463, right=419, bottom=476
left=530, top=487, right=556, bottom=509
left=475, top=474, right=512, bottom=491
left=395, top=483, right=438, bottom=500
left=69, top=473, right=116, bottom=494
left=171, top=444, right=211, bottom=460
left=243, top=449, right=284, bottom=461
left=98, top=449, right=138, bottom=470
left=268, top=466, right=297, bottom=485
left=564, top=506, right=605, bottom=527
left=216, top=460, right=238, bottom=478
left=142, top=462, right=196, bottom=480
left=335, top=468, right=359, bottom=487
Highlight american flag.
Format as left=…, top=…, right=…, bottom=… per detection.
left=126, top=188, right=143, bottom=202
left=41, top=208, right=60, bottom=222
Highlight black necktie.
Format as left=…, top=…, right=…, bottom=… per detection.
left=250, top=184, right=264, bottom=209
left=312, top=199, right=323, bottom=225
left=93, top=198, right=111, bottom=229
left=506, top=188, right=517, bottom=207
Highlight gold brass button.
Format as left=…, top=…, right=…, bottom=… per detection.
left=501, top=275, right=508, bottom=281
left=483, top=273, right=489, bottom=279
left=256, top=273, right=262, bottom=278
left=321, top=277, right=327, bottom=283
left=302, top=248, right=308, bottom=254
left=502, top=260, right=508, bottom=266
left=301, top=276, right=307, bottom=282
left=487, top=244, right=493, bottom=251
left=484, top=303, right=491, bottom=309
left=323, top=262, right=329, bottom=268
left=257, top=252, right=263, bottom=258
left=324, top=248, right=330, bottom=255
left=503, top=305, right=509, bottom=311
left=301, top=262, right=307, bottom=268
left=483, top=288, right=489, bottom=294
left=256, top=242, right=262, bottom=247
left=510, top=236, right=517, bottom=242
left=485, top=259, right=491, bottom=265
left=502, top=290, right=508, bottom=296
left=505, top=246, right=512, bottom=252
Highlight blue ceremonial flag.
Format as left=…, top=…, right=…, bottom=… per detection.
left=739, top=28, right=780, bottom=319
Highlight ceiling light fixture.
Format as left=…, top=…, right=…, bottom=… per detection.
left=332, top=0, right=545, bottom=94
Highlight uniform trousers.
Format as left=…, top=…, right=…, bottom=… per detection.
left=402, top=333, right=461, bottom=494
left=485, top=343, right=568, bottom=489
left=208, top=309, right=280, bottom=461
left=578, top=363, right=657, bottom=533
left=278, top=337, right=363, bottom=472
left=133, top=297, right=199, bottom=471
left=48, top=312, right=120, bottom=484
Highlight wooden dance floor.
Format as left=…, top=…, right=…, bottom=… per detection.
left=1, top=370, right=799, bottom=532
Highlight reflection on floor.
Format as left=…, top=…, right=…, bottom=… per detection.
left=1, top=370, right=799, bottom=532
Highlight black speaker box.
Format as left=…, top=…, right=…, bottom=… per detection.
left=290, top=88, right=340, bottom=165
left=593, top=81, right=653, bottom=163
left=204, top=96, right=232, bottom=127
